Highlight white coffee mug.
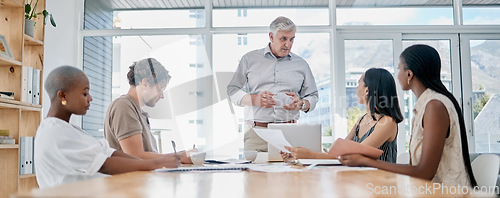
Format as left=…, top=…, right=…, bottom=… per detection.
left=244, top=151, right=258, bottom=162
left=190, top=152, right=206, bottom=165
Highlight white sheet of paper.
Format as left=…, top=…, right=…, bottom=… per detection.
left=253, top=128, right=292, bottom=152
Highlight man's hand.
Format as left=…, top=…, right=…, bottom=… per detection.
left=283, top=92, right=304, bottom=111
left=251, top=91, right=276, bottom=108
left=155, top=153, right=180, bottom=168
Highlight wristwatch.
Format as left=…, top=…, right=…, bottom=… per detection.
left=301, top=100, right=306, bottom=111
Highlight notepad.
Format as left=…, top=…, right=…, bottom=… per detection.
left=155, top=166, right=248, bottom=172
left=329, top=138, right=383, bottom=159
left=205, top=159, right=252, bottom=164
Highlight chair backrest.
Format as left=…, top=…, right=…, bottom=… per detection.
left=471, top=154, right=500, bottom=187
left=397, top=152, right=410, bottom=164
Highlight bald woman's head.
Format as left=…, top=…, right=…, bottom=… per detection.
left=45, top=66, right=87, bottom=101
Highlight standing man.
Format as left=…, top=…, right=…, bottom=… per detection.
left=227, top=16, right=319, bottom=152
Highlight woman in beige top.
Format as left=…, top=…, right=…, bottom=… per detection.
left=339, top=44, right=477, bottom=187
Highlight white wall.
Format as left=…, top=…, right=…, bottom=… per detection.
left=43, top=0, right=83, bottom=126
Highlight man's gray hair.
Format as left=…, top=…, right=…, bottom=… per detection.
left=269, top=16, right=296, bottom=36
left=45, top=65, right=86, bottom=101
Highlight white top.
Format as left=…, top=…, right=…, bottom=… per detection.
left=34, top=117, right=115, bottom=188
left=227, top=44, right=319, bottom=122
left=409, top=89, right=470, bottom=186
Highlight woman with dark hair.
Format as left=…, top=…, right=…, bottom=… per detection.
left=284, top=68, right=403, bottom=163
left=340, top=44, right=477, bottom=187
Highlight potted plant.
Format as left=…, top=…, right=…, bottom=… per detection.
left=24, top=0, right=56, bottom=37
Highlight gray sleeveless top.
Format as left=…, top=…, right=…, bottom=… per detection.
left=352, top=114, right=397, bottom=163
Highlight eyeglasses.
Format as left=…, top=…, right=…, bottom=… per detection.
left=148, top=58, right=165, bottom=94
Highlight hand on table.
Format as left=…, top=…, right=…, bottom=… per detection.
left=157, top=153, right=180, bottom=168
left=338, top=154, right=370, bottom=167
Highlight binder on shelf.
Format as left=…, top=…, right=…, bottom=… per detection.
left=19, top=137, right=26, bottom=174
left=32, top=69, right=40, bottom=105
left=21, top=67, right=29, bottom=103
left=27, top=67, right=33, bottom=104
left=25, top=137, right=33, bottom=174
left=32, top=137, right=35, bottom=174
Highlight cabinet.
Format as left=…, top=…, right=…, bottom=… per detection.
left=0, top=0, right=45, bottom=197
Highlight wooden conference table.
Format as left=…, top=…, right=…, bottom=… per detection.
left=15, top=166, right=492, bottom=198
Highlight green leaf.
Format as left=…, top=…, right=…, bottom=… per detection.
left=50, top=15, right=56, bottom=27
left=42, top=10, right=48, bottom=18
left=25, top=4, right=31, bottom=15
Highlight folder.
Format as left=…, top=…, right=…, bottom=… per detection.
left=21, top=67, right=29, bottom=103
left=32, top=136, right=35, bottom=174
left=19, top=137, right=25, bottom=174
left=27, top=67, right=33, bottom=104
left=25, top=137, right=33, bottom=174
left=32, top=69, right=40, bottom=105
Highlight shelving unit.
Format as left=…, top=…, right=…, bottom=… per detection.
left=0, top=0, right=46, bottom=197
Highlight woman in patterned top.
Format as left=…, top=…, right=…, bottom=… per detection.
left=284, top=68, right=403, bottom=163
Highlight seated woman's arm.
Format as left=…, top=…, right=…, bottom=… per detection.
left=99, top=150, right=179, bottom=175
left=284, top=116, right=363, bottom=160
left=357, top=116, right=397, bottom=149
left=340, top=100, right=448, bottom=181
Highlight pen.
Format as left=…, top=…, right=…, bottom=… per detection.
left=171, top=140, right=177, bottom=155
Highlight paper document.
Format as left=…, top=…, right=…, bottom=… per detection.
left=253, top=128, right=292, bottom=152
left=245, top=164, right=301, bottom=173
left=297, top=159, right=341, bottom=165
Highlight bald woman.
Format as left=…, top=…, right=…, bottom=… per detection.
left=34, top=66, right=179, bottom=188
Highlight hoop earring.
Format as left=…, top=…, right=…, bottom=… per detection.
left=61, top=100, right=67, bottom=106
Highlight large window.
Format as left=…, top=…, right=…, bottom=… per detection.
left=82, top=0, right=500, bottom=158
left=342, top=40, right=394, bottom=138
left=463, top=7, right=500, bottom=25
left=337, top=7, right=453, bottom=25
left=468, top=40, right=500, bottom=152
left=213, top=8, right=329, bottom=27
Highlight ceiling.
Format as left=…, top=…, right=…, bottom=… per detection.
left=90, top=0, right=500, bottom=10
